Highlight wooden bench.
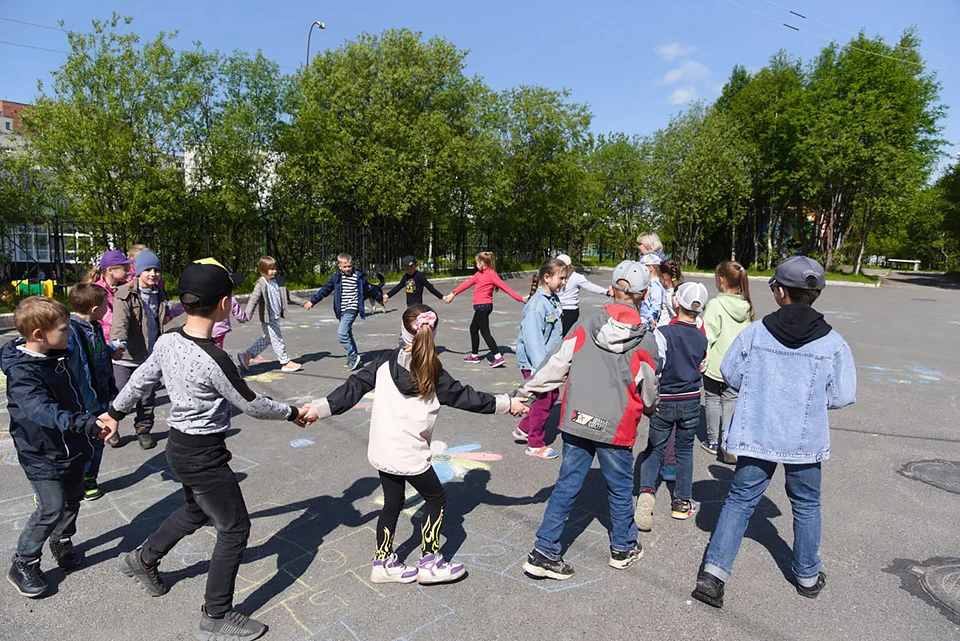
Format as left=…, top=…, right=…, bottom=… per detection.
left=886, top=258, right=921, bottom=272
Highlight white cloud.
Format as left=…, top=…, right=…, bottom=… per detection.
left=656, top=42, right=697, bottom=62
left=667, top=86, right=698, bottom=105
left=663, top=61, right=711, bottom=85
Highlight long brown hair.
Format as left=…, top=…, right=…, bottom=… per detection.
left=475, top=251, right=495, bottom=270
left=660, top=259, right=683, bottom=287
left=716, top=260, right=755, bottom=321
left=528, top=258, right=566, bottom=298
left=403, top=304, right=443, bottom=397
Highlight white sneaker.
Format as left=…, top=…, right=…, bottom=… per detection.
left=417, top=553, right=466, bottom=584
left=370, top=554, right=418, bottom=584
left=281, top=361, right=302, bottom=372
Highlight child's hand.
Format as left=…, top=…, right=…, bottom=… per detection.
left=522, top=295, right=530, bottom=303
left=508, top=397, right=530, bottom=417
left=303, top=302, right=313, bottom=311
left=96, top=414, right=118, bottom=441
left=111, top=349, right=124, bottom=360
left=443, top=293, right=454, bottom=304
left=381, top=294, right=389, bottom=305
left=294, top=404, right=319, bottom=427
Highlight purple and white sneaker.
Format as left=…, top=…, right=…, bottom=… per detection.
left=417, top=553, right=466, bottom=584
left=462, top=354, right=481, bottom=364
left=488, top=356, right=506, bottom=368
left=370, top=554, right=418, bottom=584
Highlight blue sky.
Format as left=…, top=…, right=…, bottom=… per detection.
left=2, top=0, right=959, bottom=163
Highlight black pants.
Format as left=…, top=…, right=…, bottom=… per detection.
left=561, top=308, right=580, bottom=336
left=470, top=304, right=498, bottom=355
left=377, top=468, right=446, bottom=559
left=141, top=437, right=249, bottom=618
left=113, top=363, right=158, bottom=432
left=15, top=467, right=84, bottom=563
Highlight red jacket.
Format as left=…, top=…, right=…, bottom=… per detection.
left=453, top=268, right=524, bottom=305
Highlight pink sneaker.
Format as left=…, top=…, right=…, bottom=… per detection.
left=488, top=356, right=506, bottom=368
left=417, top=553, right=466, bottom=584
left=526, top=446, right=558, bottom=459
left=463, top=354, right=481, bottom=363
left=512, top=427, right=529, bottom=442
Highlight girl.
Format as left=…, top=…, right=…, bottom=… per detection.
left=212, top=295, right=248, bottom=348
left=240, top=256, right=306, bottom=373
left=88, top=249, right=134, bottom=344
left=311, top=305, right=528, bottom=584
left=639, top=253, right=665, bottom=330
left=658, top=259, right=683, bottom=328
left=514, top=259, right=567, bottom=459
left=702, top=260, right=754, bottom=462
left=555, top=253, right=609, bottom=336
left=443, top=251, right=524, bottom=368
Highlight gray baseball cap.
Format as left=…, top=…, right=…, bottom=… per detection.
left=769, top=256, right=826, bottom=291
left=611, top=260, right=651, bottom=294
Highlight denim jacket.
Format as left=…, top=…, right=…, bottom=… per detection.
left=720, top=321, right=856, bottom=464
left=515, top=288, right=563, bottom=373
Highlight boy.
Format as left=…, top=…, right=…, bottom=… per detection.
left=693, top=256, right=856, bottom=608
left=111, top=249, right=170, bottom=450
left=101, top=258, right=316, bottom=641
left=515, top=260, right=660, bottom=579
left=383, top=255, right=444, bottom=308
left=636, top=281, right=709, bottom=531
left=1, top=297, right=108, bottom=598
left=67, top=283, right=119, bottom=501
left=303, top=253, right=385, bottom=371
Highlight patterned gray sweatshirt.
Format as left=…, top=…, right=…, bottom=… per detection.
left=108, top=328, right=297, bottom=434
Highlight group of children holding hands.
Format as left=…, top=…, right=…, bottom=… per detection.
left=2, top=234, right=856, bottom=641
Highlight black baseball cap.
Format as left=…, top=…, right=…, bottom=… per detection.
left=402, top=255, right=416, bottom=266
left=769, top=256, right=826, bottom=291
left=179, top=258, right=243, bottom=307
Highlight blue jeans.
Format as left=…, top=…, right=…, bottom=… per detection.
left=704, top=457, right=823, bottom=584
left=534, top=432, right=638, bottom=559
left=637, top=399, right=699, bottom=499
left=337, top=311, right=359, bottom=360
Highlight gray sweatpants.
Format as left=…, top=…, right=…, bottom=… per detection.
left=703, top=375, right=738, bottom=446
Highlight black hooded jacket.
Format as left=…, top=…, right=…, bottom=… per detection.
left=761, top=304, right=833, bottom=349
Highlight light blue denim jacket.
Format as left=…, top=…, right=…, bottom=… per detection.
left=720, top=321, right=856, bottom=464
left=516, top=289, right=563, bottom=374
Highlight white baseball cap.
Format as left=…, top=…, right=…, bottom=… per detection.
left=675, top=281, right=709, bottom=312
left=555, top=254, right=572, bottom=266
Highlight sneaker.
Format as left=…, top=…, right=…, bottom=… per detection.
left=49, top=538, right=82, bottom=570
left=370, top=554, right=418, bottom=584
left=197, top=607, right=266, bottom=641
left=720, top=449, right=738, bottom=465
left=462, top=354, right=481, bottom=364
left=525, top=446, right=558, bottom=459
left=671, top=499, right=699, bottom=520
left=348, top=357, right=362, bottom=371
left=661, top=464, right=677, bottom=481
left=118, top=547, right=169, bottom=597
left=609, top=541, right=644, bottom=569
left=699, top=440, right=719, bottom=456
left=635, top=490, right=655, bottom=532
left=796, top=571, right=827, bottom=599
left=7, top=559, right=48, bottom=598
left=83, top=476, right=103, bottom=501
left=106, top=429, right=121, bottom=448
left=488, top=356, right=506, bottom=368
left=693, top=571, right=725, bottom=608
left=236, top=352, right=250, bottom=372
left=417, top=553, right=466, bottom=584
left=522, top=549, right=574, bottom=580
left=512, top=427, right=529, bottom=442
left=281, top=361, right=302, bottom=372
left=136, top=431, right=156, bottom=450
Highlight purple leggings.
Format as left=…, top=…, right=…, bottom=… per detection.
left=518, top=370, right=559, bottom=448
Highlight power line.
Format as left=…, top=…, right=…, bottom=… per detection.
left=0, top=16, right=68, bottom=33
left=0, top=39, right=68, bottom=54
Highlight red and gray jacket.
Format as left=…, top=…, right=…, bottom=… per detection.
left=515, top=303, right=660, bottom=448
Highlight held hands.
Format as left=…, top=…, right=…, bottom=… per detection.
left=294, top=403, right=320, bottom=427
left=302, top=301, right=313, bottom=311
left=96, top=413, right=118, bottom=441
left=442, top=293, right=454, bottom=304
left=382, top=294, right=389, bottom=305
left=522, top=295, right=530, bottom=303
left=508, top=397, right=530, bottom=417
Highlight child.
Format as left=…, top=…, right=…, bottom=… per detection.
left=515, top=261, right=660, bottom=579
left=693, top=256, right=856, bottom=608
left=67, top=284, right=118, bottom=501
left=555, top=253, right=610, bottom=336
left=513, top=258, right=567, bottom=459
left=639, top=253, right=665, bottom=330
left=383, top=255, right=444, bottom=308
left=443, top=251, right=524, bottom=368
left=658, top=259, right=683, bottom=327
left=2, top=296, right=107, bottom=598
left=635, top=282, right=709, bottom=530
left=89, top=249, right=134, bottom=344
left=310, top=304, right=528, bottom=584
left=212, top=295, right=247, bottom=349
left=111, top=250, right=171, bottom=451
left=239, top=256, right=306, bottom=373
left=102, top=258, right=316, bottom=640
left=304, top=253, right=385, bottom=371
left=702, top=260, right=754, bottom=461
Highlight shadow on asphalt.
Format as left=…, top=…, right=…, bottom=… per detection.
left=884, top=273, right=960, bottom=290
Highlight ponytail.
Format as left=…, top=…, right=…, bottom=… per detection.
left=529, top=273, right=540, bottom=299
left=716, top=260, right=755, bottom=321
left=403, top=304, right=443, bottom=398
left=84, top=267, right=102, bottom=284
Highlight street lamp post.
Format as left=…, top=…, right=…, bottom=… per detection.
left=305, top=21, right=326, bottom=69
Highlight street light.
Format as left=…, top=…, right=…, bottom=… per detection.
left=305, top=20, right=326, bottom=69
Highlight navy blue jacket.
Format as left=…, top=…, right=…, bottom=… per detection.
left=309, top=268, right=383, bottom=320
left=655, top=320, right=708, bottom=402
left=1, top=338, right=100, bottom=481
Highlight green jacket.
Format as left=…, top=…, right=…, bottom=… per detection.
left=703, top=293, right=753, bottom=382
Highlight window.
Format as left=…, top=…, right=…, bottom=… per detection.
left=4, top=121, right=10, bottom=131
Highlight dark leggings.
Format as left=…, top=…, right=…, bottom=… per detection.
left=377, top=468, right=446, bottom=559
left=469, top=305, right=499, bottom=355
left=561, top=308, right=580, bottom=336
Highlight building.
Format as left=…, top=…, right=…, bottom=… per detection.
left=0, top=100, right=30, bottom=151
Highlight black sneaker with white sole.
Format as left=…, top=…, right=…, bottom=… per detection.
left=522, top=549, right=574, bottom=580
left=609, top=541, right=644, bottom=569
left=693, top=571, right=725, bottom=608
left=197, top=607, right=267, bottom=641
left=796, top=571, right=826, bottom=598
left=7, top=559, right=48, bottom=598
left=118, top=547, right=169, bottom=597
left=49, top=538, right=82, bottom=569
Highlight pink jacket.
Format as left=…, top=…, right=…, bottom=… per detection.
left=452, top=268, right=524, bottom=305
left=93, top=277, right=119, bottom=343
left=212, top=296, right=247, bottom=338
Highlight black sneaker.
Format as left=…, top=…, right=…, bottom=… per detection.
left=49, top=538, right=82, bottom=570
left=107, top=429, right=121, bottom=448
left=198, top=607, right=267, bottom=641
left=83, top=476, right=103, bottom=501
left=522, top=549, right=574, bottom=580
left=7, top=559, right=48, bottom=598
left=693, top=571, right=725, bottom=608
left=136, top=431, right=156, bottom=450
left=118, top=547, right=168, bottom=597
left=609, top=541, right=644, bottom=569
left=796, top=571, right=826, bottom=598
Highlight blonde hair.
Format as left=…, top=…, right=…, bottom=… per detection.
left=637, top=232, right=663, bottom=253
left=403, top=304, right=443, bottom=397
left=127, top=244, right=148, bottom=260
left=337, top=253, right=353, bottom=264
left=716, top=260, right=755, bottom=321
left=258, top=255, right=278, bottom=275
left=14, top=296, right=69, bottom=338
left=475, top=251, right=495, bottom=269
